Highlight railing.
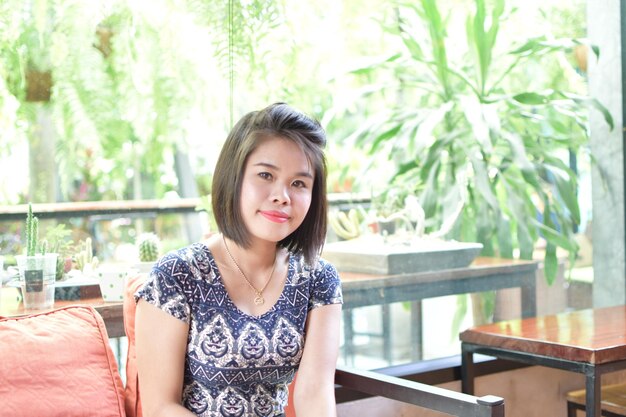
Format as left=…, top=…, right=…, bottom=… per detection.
left=0, top=193, right=370, bottom=221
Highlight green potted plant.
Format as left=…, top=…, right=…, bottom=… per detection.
left=134, top=232, right=161, bottom=273
left=340, top=0, right=613, bottom=285
left=37, top=223, right=83, bottom=301
left=72, top=237, right=100, bottom=277
left=14, top=204, right=58, bottom=310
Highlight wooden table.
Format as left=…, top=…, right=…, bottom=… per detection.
left=0, top=287, right=125, bottom=338
left=460, top=305, right=626, bottom=417
left=340, top=257, right=539, bottom=362
left=340, top=257, right=538, bottom=312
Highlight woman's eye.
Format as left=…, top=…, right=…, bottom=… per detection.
left=292, top=180, right=306, bottom=188
left=258, top=172, right=272, bottom=180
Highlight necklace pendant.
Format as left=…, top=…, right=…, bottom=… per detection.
left=254, top=294, right=265, bottom=305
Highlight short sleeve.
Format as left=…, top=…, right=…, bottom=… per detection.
left=308, top=260, right=343, bottom=311
left=134, top=251, right=191, bottom=323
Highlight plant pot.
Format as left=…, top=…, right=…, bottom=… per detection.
left=322, top=235, right=483, bottom=275
left=26, top=70, right=52, bottom=102
left=377, top=219, right=397, bottom=236
left=134, top=261, right=156, bottom=274
left=15, top=253, right=58, bottom=310
left=97, top=269, right=129, bottom=302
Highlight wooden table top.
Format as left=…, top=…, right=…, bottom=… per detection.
left=0, top=287, right=125, bottom=337
left=460, top=305, right=626, bottom=364
left=0, top=287, right=118, bottom=314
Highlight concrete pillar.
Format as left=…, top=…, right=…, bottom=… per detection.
left=588, top=0, right=626, bottom=306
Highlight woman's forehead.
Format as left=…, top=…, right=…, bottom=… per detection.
left=247, top=136, right=313, bottom=173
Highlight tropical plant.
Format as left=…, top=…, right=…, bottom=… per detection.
left=338, top=0, right=613, bottom=287
left=0, top=0, right=282, bottom=205
left=186, top=0, right=283, bottom=126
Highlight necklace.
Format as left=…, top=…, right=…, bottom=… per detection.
left=222, top=235, right=277, bottom=305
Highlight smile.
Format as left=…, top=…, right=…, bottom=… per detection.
left=259, top=210, right=289, bottom=223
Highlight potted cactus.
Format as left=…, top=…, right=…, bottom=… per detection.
left=15, top=203, right=58, bottom=309
left=134, top=232, right=161, bottom=273
left=73, top=237, right=99, bottom=277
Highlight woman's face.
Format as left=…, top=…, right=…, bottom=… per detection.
left=239, top=135, right=314, bottom=245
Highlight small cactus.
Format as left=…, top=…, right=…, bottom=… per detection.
left=25, top=203, right=39, bottom=256
left=137, top=232, right=161, bottom=262
left=74, top=237, right=99, bottom=273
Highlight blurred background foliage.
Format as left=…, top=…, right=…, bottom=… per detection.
left=0, top=0, right=604, bottom=276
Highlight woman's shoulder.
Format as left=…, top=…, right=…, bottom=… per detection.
left=160, top=241, right=212, bottom=262
left=290, top=252, right=339, bottom=281
left=153, top=241, right=215, bottom=278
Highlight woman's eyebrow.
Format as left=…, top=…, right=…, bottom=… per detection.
left=253, top=162, right=313, bottom=178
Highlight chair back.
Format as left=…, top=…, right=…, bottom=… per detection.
left=0, top=306, right=126, bottom=417
left=123, top=273, right=147, bottom=417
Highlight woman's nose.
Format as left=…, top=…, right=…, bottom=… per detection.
left=271, top=183, right=290, bottom=204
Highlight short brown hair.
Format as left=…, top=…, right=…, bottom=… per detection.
left=212, top=103, right=328, bottom=265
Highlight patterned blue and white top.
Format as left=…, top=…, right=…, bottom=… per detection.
left=135, top=242, right=343, bottom=417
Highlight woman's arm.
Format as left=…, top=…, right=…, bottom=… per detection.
left=135, top=299, right=196, bottom=417
left=293, top=303, right=342, bottom=417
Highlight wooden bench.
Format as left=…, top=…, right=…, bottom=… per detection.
left=566, top=384, right=626, bottom=417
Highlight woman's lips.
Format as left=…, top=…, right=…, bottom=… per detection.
left=260, top=210, right=289, bottom=223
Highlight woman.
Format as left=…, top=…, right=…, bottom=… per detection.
left=135, top=103, right=343, bottom=417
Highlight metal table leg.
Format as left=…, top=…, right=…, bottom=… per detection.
left=461, top=343, right=475, bottom=395
left=585, top=369, right=601, bottom=417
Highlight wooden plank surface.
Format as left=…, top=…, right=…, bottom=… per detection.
left=460, top=305, right=626, bottom=364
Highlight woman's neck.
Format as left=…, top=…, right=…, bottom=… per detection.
left=221, top=234, right=278, bottom=271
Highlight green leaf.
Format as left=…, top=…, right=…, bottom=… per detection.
left=476, top=207, right=495, bottom=255
left=547, top=117, right=570, bottom=134
left=470, top=155, right=499, bottom=211
left=421, top=0, right=451, bottom=97
left=400, top=30, right=424, bottom=61
left=544, top=243, right=558, bottom=286
left=533, top=220, right=578, bottom=252
left=552, top=171, right=581, bottom=225
left=591, top=44, right=600, bottom=59
left=395, top=160, right=419, bottom=178
left=347, top=53, right=402, bottom=76
left=521, top=169, right=544, bottom=193
left=509, top=37, right=542, bottom=55
left=516, top=222, right=534, bottom=260
left=513, top=92, right=548, bottom=105
left=370, top=124, right=403, bottom=152
left=497, top=215, right=513, bottom=258
left=562, top=92, right=615, bottom=130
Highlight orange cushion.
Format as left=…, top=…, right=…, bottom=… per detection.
left=285, top=373, right=297, bottom=417
left=0, top=306, right=125, bottom=417
left=124, top=273, right=147, bottom=417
